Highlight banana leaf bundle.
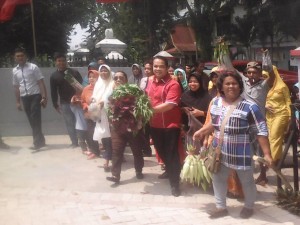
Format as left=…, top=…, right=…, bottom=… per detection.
left=213, top=36, right=235, bottom=72
left=64, top=70, right=83, bottom=93
left=107, top=84, right=153, bottom=134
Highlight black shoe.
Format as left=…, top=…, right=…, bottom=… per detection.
left=106, top=176, right=120, bottom=184
left=208, top=208, right=229, bottom=219
left=240, top=207, right=253, bottom=219
left=69, top=144, right=78, bottom=149
left=143, top=151, right=152, bottom=157
left=171, top=186, right=181, bottom=197
left=136, top=172, right=144, bottom=179
left=158, top=171, right=169, bottom=179
left=29, top=143, right=46, bottom=150
left=0, top=142, right=10, bottom=149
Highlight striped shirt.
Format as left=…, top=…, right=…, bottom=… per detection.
left=210, top=97, right=268, bottom=170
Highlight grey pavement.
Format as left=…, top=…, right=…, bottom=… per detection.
left=0, top=135, right=299, bottom=225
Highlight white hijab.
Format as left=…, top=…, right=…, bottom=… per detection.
left=92, top=64, right=114, bottom=106
left=91, top=64, right=114, bottom=142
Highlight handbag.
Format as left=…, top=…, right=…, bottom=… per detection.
left=203, top=100, right=239, bottom=173
left=204, top=144, right=222, bottom=173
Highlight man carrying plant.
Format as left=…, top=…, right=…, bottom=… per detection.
left=241, top=61, right=275, bottom=186
left=50, top=52, right=83, bottom=148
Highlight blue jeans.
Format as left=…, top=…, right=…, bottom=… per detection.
left=212, top=164, right=256, bottom=209
left=61, top=103, right=78, bottom=145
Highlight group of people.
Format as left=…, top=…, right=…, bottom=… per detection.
left=10, top=47, right=294, bottom=219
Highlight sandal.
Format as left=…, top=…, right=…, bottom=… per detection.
left=84, top=151, right=92, bottom=156
left=103, top=164, right=110, bottom=172
left=87, top=153, right=97, bottom=160
left=255, top=176, right=268, bottom=186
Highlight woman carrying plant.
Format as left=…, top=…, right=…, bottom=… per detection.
left=90, top=65, right=114, bottom=172
left=193, top=71, right=273, bottom=219
left=106, top=71, right=152, bottom=185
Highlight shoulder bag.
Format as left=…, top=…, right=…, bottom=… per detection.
left=204, top=100, right=239, bottom=173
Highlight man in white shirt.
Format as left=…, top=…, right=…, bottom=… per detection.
left=13, top=48, right=47, bottom=150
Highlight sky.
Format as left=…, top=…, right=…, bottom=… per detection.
left=68, top=24, right=89, bottom=50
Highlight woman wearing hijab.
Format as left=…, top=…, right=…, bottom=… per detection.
left=174, top=68, right=188, bottom=92
left=255, top=66, right=291, bottom=183
left=181, top=73, right=212, bottom=124
left=81, top=70, right=100, bottom=159
left=129, top=64, right=143, bottom=86
left=90, top=64, right=114, bottom=172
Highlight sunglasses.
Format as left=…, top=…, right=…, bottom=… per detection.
left=113, top=75, right=126, bottom=81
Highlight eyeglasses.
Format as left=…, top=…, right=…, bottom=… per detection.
left=113, top=76, right=126, bottom=81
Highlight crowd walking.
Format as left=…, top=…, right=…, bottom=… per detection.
left=4, top=47, right=298, bottom=220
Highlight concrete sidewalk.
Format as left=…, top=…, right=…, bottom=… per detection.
left=0, top=135, right=299, bottom=225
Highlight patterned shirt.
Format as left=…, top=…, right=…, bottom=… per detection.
left=210, top=97, right=268, bottom=170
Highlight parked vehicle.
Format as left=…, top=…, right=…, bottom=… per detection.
left=204, top=60, right=298, bottom=91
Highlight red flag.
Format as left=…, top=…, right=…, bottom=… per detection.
left=96, top=0, right=130, bottom=3
left=0, top=0, right=31, bottom=22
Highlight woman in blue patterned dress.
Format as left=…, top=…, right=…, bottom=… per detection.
left=193, top=71, right=273, bottom=219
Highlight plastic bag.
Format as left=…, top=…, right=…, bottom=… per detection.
left=88, top=99, right=102, bottom=122
left=185, top=113, right=203, bottom=154
left=262, top=49, right=272, bottom=72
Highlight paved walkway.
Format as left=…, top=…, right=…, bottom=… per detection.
left=0, top=135, right=299, bottom=225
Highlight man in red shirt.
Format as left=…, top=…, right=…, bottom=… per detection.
left=146, top=56, right=182, bottom=197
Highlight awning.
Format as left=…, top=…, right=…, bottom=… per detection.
left=167, top=25, right=197, bottom=53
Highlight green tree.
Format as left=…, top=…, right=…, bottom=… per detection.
left=85, top=0, right=178, bottom=64
left=182, top=0, right=238, bottom=61
left=0, top=0, right=95, bottom=62
left=231, top=11, right=257, bottom=59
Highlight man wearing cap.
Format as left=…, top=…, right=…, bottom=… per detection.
left=241, top=61, right=275, bottom=185
left=242, top=62, right=275, bottom=116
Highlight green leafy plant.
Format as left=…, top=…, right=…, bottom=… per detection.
left=107, top=84, right=153, bottom=134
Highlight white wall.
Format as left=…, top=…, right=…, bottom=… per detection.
left=0, top=67, right=133, bottom=136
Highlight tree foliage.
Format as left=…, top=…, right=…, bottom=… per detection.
left=1, top=0, right=300, bottom=66
left=0, top=0, right=94, bottom=61
left=84, top=0, right=178, bottom=64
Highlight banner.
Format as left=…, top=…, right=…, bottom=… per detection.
left=0, top=0, right=31, bottom=22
